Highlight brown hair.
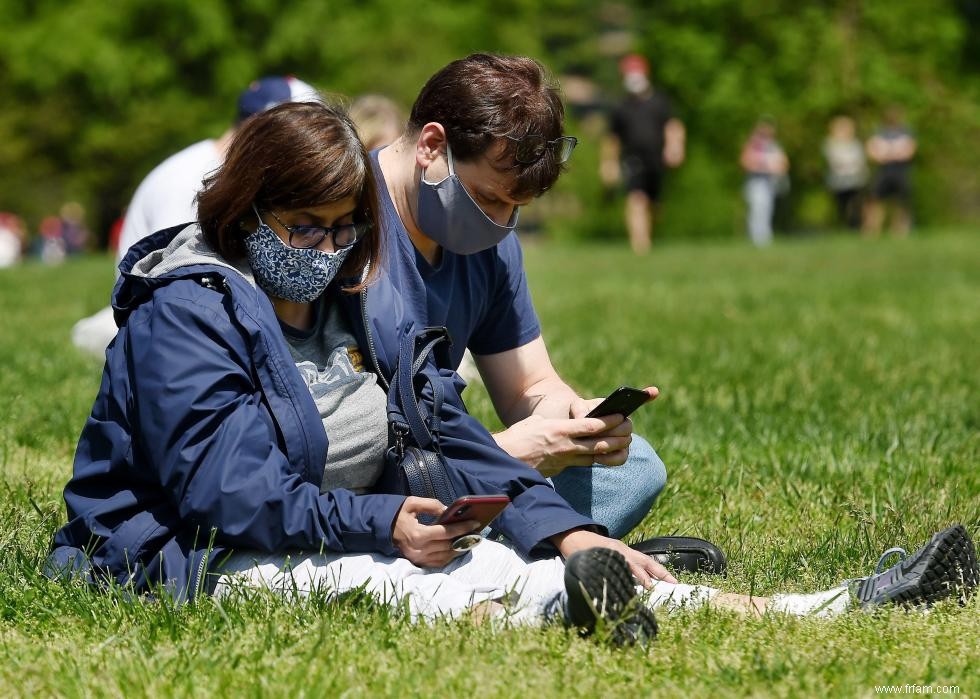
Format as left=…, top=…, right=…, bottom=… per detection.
left=197, top=101, right=381, bottom=292
left=408, top=53, right=567, bottom=199
left=350, top=94, right=405, bottom=151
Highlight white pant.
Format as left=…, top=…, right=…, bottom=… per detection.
left=213, top=539, right=567, bottom=625
left=212, top=541, right=714, bottom=626
left=71, top=305, right=117, bottom=358
left=744, top=176, right=776, bottom=246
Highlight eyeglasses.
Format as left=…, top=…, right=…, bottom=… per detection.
left=504, top=134, right=578, bottom=165
left=263, top=208, right=371, bottom=250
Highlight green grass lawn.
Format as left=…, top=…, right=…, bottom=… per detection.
left=1, top=231, right=978, bottom=697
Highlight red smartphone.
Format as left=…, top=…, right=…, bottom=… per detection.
left=436, top=495, right=511, bottom=528
left=586, top=386, right=651, bottom=419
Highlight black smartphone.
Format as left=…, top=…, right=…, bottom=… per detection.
left=586, top=386, right=650, bottom=419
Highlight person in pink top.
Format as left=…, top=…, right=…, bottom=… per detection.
left=740, top=119, right=789, bottom=246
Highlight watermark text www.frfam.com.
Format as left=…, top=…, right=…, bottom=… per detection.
left=874, top=686, right=960, bottom=695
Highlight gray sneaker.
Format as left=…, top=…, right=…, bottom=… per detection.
left=852, top=524, right=979, bottom=608
left=563, top=547, right=658, bottom=646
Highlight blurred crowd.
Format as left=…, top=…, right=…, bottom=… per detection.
left=0, top=83, right=404, bottom=272
left=601, top=54, right=918, bottom=251
left=0, top=55, right=921, bottom=272
left=0, top=202, right=93, bottom=268
left=734, top=108, right=916, bottom=248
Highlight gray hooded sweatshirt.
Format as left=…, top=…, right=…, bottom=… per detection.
left=130, top=224, right=389, bottom=494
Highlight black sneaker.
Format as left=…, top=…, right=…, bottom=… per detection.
left=564, top=547, right=658, bottom=646
left=853, top=524, right=979, bottom=608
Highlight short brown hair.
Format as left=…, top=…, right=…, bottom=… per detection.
left=408, top=53, right=566, bottom=199
left=197, top=101, right=381, bottom=292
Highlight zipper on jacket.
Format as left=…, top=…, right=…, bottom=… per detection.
left=192, top=526, right=223, bottom=601
left=194, top=549, right=209, bottom=600
left=359, top=261, right=389, bottom=392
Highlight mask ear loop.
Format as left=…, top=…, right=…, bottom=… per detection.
left=250, top=202, right=266, bottom=227
left=421, top=140, right=454, bottom=186
left=445, top=141, right=457, bottom=177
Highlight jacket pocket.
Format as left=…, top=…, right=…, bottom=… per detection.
left=97, top=511, right=170, bottom=586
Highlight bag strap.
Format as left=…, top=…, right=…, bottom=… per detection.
left=389, top=327, right=452, bottom=449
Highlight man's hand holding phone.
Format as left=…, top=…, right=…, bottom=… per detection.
left=575, top=385, right=659, bottom=421
left=492, top=386, right=657, bottom=477
left=569, top=384, right=657, bottom=467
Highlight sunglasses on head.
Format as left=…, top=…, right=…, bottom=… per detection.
left=502, top=134, right=578, bottom=165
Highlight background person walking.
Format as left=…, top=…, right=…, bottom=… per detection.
left=823, top=115, right=868, bottom=230
left=740, top=119, right=789, bottom=247
left=864, top=107, right=917, bottom=237
left=600, top=54, right=685, bottom=254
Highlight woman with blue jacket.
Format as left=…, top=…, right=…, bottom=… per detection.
left=48, top=102, right=977, bottom=640
left=47, top=101, right=671, bottom=642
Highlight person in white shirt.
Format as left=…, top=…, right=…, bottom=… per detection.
left=0, top=212, right=26, bottom=268
left=71, top=76, right=319, bottom=357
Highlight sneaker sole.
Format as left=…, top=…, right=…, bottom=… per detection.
left=564, top=548, right=658, bottom=646
left=864, top=524, right=980, bottom=608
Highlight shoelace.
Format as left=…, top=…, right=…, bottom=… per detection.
left=843, top=546, right=910, bottom=604
left=875, top=547, right=908, bottom=573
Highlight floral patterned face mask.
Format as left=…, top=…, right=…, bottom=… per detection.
left=244, top=206, right=352, bottom=304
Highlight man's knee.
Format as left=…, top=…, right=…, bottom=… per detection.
left=624, top=434, right=668, bottom=509
left=550, top=433, right=669, bottom=539
left=573, top=434, right=668, bottom=539
left=597, top=434, right=668, bottom=538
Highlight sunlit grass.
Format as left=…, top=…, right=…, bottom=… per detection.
left=1, top=230, right=977, bottom=696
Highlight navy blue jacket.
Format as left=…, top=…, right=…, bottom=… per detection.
left=48, top=226, right=598, bottom=601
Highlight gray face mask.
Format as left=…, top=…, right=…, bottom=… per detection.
left=416, top=143, right=519, bottom=255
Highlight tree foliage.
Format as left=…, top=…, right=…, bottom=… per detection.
left=0, top=0, right=977, bottom=242
left=632, top=0, right=980, bottom=237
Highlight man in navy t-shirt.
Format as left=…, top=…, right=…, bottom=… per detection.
left=373, top=54, right=668, bottom=541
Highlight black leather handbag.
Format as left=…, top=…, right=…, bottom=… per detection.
left=381, top=327, right=459, bottom=517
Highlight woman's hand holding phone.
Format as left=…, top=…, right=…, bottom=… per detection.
left=392, top=497, right=480, bottom=569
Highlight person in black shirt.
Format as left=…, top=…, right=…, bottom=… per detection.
left=600, top=54, right=685, bottom=254
left=864, top=107, right=917, bottom=237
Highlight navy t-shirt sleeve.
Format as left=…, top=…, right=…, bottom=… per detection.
left=467, top=233, right=541, bottom=356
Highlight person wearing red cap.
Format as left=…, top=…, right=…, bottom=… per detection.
left=600, top=54, right=685, bottom=254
